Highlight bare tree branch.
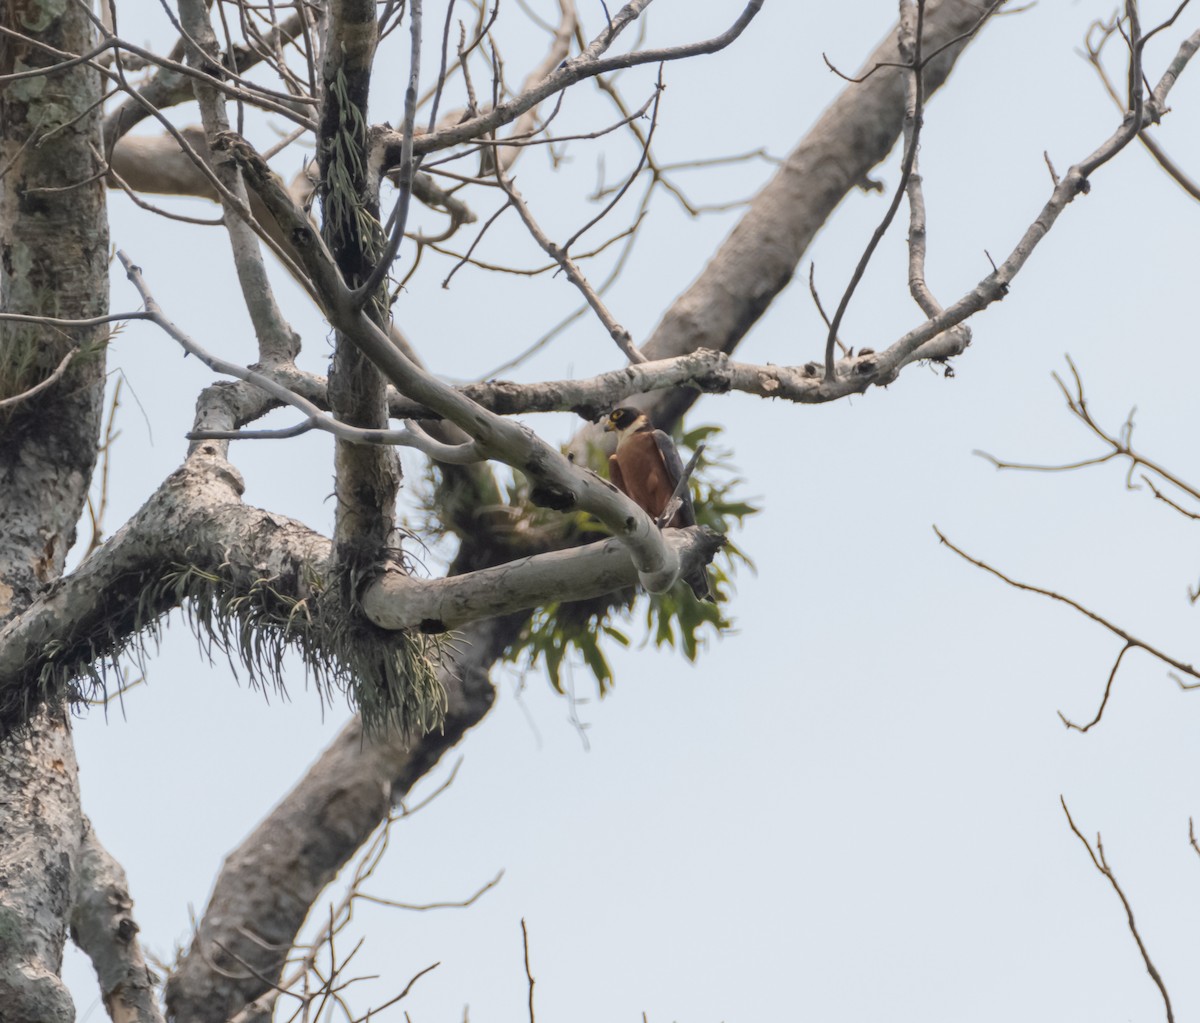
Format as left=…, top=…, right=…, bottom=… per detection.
left=392, top=1, right=764, bottom=158
left=936, top=527, right=1200, bottom=701
left=1061, top=799, right=1175, bottom=1023
left=975, top=358, right=1200, bottom=518
left=636, top=0, right=1003, bottom=427
left=521, top=919, right=537, bottom=1023
left=70, top=820, right=164, bottom=1023
left=495, top=163, right=647, bottom=364
left=1058, top=641, right=1134, bottom=733
left=1084, top=16, right=1200, bottom=202
left=824, top=0, right=932, bottom=380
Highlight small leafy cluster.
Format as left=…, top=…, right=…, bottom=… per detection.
left=504, top=422, right=758, bottom=695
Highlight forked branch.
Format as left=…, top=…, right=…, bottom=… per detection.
left=936, top=528, right=1200, bottom=728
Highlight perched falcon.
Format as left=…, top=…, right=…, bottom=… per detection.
left=603, top=407, right=711, bottom=600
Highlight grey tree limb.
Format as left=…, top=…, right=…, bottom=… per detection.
left=0, top=712, right=82, bottom=1023
left=70, top=820, right=164, bottom=1023
left=0, top=446, right=719, bottom=694
left=362, top=526, right=724, bottom=631
left=177, top=0, right=300, bottom=365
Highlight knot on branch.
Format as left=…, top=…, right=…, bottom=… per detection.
left=690, top=349, right=732, bottom=393
left=529, top=484, right=577, bottom=511
left=853, top=351, right=878, bottom=376
left=213, top=130, right=264, bottom=179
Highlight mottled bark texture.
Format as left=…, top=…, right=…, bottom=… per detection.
left=71, top=821, right=163, bottom=1023
left=319, top=0, right=403, bottom=569
left=0, top=712, right=81, bottom=1023
left=0, top=0, right=110, bottom=1019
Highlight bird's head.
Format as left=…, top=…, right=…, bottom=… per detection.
left=603, top=406, right=651, bottom=443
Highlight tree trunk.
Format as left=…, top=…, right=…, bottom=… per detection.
left=0, top=0, right=110, bottom=1019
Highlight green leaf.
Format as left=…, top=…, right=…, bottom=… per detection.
left=498, top=420, right=758, bottom=697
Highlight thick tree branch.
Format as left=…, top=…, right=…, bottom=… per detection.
left=0, top=459, right=317, bottom=712
left=363, top=526, right=723, bottom=632
left=317, top=0, right=405, bottom=571
left=375, top=345, right=959, bottom=421
left=70, top=820, right=164, bottom=1023
left=0, top=713, right=82, bottom=1023
left=0, top=442, right=722, bottom=702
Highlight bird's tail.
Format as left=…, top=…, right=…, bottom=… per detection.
left=686, top=565, right=714, bottom=603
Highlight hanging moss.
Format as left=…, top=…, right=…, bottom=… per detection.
left=12, top=559, right=444, bottom=739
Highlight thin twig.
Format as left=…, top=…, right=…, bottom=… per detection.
left=824, top=0, right=928, bottom=381
left=1060, top=798, right=1175, bottom=1023
left=1083, top=15, right=1200, bottom=201
left=1058, top=642, right=1133, bottom=733
left=807, top=264, right=848, bottom=355
left=935, top=527, right=1200, bottom=685
left=561, top=66, right=662, bottom=253
left=495, top=165, right=646, bottom=364
left=355, top=869, right=503, bottom=911
left=521, top=919, right=536, bottom=1023
left=975, top=357, right=1200, bottom=504
left=0, top=348, right=78, bottom=410
left=84, top=377, right=124, bottom=557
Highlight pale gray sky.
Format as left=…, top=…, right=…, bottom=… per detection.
left=64, top=2, right=1200, bottom=1020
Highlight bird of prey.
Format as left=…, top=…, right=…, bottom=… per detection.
left=603, top=407, right=711, bottom=599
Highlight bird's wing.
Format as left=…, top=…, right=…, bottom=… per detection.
left=608, top=453, right=627, bottom=495
left=652, top=429, right=696, bottom=527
